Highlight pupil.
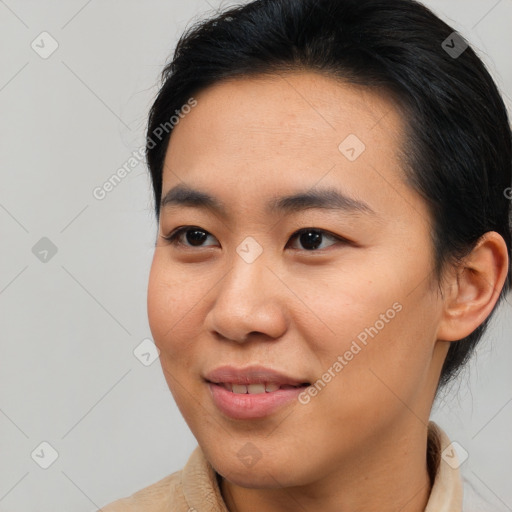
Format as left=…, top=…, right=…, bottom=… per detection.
left=186, top=229, right=207, bottom=246
left=300, top=230, right=322, bottom=250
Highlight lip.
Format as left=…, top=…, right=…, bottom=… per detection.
left=204, top=365, right=310, bottom=420
left=204, top=365, right=308, bottom=386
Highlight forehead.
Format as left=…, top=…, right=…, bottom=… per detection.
left=161, top=71, right=418, bottom=222
left=165, top=71, right=404, bottom=165
left=173, top=71, right=403, bottom=145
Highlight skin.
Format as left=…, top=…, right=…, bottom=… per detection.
left=147, top=71, right=509, bottom=512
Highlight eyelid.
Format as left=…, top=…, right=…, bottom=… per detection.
left=286, top=228, right=342, bottom=250
left=161, top=225, right=351, bottom=251
left=161, top=225, right=219, bottom=247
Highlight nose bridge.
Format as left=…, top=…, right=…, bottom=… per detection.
left=225, top=255, right=263, bottom=304
left=207, top=244, right=287, bottom=342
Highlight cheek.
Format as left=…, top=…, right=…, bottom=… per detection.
left=315, top=288, right=439, bottom=428
left=147, top=253, right=204, bottom=356
left=289, top=265, right=390, bottom=350
left=296, top=258, right=439, bottom=400
left=147, top=256, right=207, bottom=417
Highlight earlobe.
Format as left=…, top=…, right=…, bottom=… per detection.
left=436, top=231, right=509, bottom=342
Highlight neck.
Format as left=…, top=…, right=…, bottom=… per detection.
left=220, top=421, right=433, bottom=512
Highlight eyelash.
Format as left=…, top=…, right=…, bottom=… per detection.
left=161, top=226, right=350, bottom=252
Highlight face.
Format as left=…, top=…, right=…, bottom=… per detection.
left=147, top=71, right=449, bottom=489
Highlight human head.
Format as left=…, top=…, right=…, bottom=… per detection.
left=144, top=1, right=511, bottom=503
left=145, top=0, right=511, bottom=388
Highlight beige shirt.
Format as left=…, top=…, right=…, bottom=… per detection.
left=100, top=421, right=463, bottom=511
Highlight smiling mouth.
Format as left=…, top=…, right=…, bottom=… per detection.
left=209, top=382, right=310, bottom=394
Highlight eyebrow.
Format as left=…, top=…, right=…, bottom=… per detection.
left=160, top=183, right=375, bottom=217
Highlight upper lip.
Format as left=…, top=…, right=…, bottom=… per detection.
left=204, top=365, right=309, bottom=386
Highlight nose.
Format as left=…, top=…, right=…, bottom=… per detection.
left=204, top=251, right=288, bottom=344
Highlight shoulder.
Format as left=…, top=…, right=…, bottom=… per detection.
left=98, top=445, right=225, bottom=512
left=99, top=469, right=186, bottom=511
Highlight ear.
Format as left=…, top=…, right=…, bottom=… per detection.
left=436, top=231, right=509, bottom=342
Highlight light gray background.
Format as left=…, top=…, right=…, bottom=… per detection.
left=0, top=1, right=511, bottom=510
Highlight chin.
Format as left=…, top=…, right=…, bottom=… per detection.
left=216, top=464, right=301, bottom=490
left=206, top=445, right=313, bottom=490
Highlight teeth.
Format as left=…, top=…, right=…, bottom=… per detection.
left=232, top=384, right=248, bottom=394
left=247, top=383, right=266, bottom=394
left=221, top=382, right=288, bottom=393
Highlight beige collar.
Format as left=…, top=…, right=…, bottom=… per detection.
left=425, top=421, right=463, bottom=511
left=182, top=421, right=463, bottom=511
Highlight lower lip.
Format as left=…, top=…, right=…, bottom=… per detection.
left=207, top=382, right=307, bottom=420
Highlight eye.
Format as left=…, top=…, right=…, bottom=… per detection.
left=162, top=226, right=219, bottom=248
left=287, top=228, right=342, bottom=251
left=161, top=226, right=347, bottom=251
